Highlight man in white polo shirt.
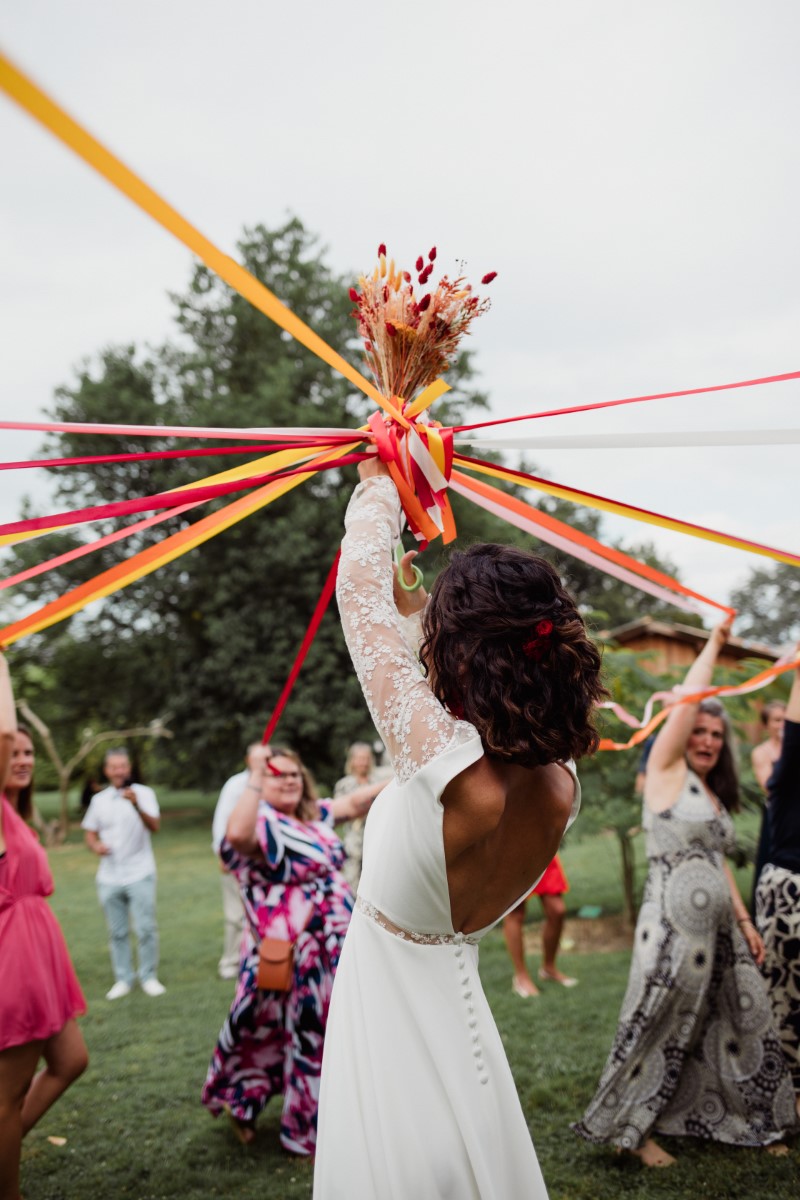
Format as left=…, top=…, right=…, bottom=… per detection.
left=211, top=741, right=266, bottom=979
left=82, top=748, right=165, bottom=1000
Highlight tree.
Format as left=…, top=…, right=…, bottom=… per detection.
left=16, top=696, right=171, bottom=838
left=3, top=217, right=697, bottom=792
left=576, top=646, right=668, bottom=926
left=730, top=562, right=800, bottom=645
left=3, top=219, right=499, bottom=789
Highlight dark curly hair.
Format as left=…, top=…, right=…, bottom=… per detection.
left=420, top=544, right=606, bottom=766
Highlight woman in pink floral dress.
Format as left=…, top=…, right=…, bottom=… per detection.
left=202, top=746, right=383, bottom=1155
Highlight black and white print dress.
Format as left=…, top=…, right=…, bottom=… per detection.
left=756, top=864, right=800, bottom=1091
left=573, top=770, right=796, bottom=1148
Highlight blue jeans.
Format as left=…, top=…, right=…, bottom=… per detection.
left=97, top=874, right=159, bottom=984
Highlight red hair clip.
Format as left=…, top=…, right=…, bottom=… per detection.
left=522, top=619, right=554, bottom=662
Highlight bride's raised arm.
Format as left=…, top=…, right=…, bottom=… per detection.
left=337, top=470, right=476, bottom=784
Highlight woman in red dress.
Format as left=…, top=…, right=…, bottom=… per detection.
left=503, top=853, right=577, bottom=996
left=0, top=653, right=88, bottom=1200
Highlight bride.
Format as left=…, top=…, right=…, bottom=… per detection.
left=314, top=459, right=605, bottom=1199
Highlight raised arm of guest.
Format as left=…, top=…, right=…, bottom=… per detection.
left=329, top=778, right=387, bottom=822
left=646, top=619, right=732, bottom=812
left=225, top=744, right=271, bottom=856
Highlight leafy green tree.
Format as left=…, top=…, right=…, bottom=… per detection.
left=4, top=217, right=698, bottom=797
left=730, top=561, right=800, bottom=645
left=576, top=646, right=668, bottom=925
left=3, top=220, right=503, bottom=790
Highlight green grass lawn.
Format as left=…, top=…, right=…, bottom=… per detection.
left=20, top=802, right=798, bottom=1199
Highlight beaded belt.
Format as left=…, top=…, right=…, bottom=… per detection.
left=355, top=895, right=480, bottom=945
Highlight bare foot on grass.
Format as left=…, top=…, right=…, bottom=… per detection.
left=511, top=974, right=540, bottom=998
left=765, top=1143, right=789, bottom=1156
left=622, top=1138, right=676, bottom=1168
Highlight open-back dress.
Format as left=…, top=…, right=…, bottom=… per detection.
left=314, top=477, right=579, bottom=1200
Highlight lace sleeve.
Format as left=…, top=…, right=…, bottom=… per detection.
left=337, top=476, right=478, bottom=784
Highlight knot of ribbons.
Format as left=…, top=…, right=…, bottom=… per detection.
left=367, top=379, right=455, bottom=547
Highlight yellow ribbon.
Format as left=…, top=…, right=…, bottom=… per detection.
left=457, top=457, right=800, bottom=567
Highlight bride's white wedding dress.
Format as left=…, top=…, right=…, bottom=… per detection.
left=314, top=477, right=579, bottom=1200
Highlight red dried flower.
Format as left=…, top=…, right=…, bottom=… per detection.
left=403, top=271, right=411, bottom=282
left=385, top=322, right=397, bottom=337
left=349, top=288, right=360, bottom=303
left=481, top=271, right=497, bottom=285
left=536, top=619, right=553, bottom=636
left=417, top=294, right=431, bottom=312
left=378, top=243, right=387, bottom=257
left=415, top=256, right=424, bottom=272
left=429, top=247, right=437, bottom=261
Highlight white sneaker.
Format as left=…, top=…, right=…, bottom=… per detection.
left=106, top=981, right=132, bottom=1000
left=218, top=965, right=239, bottom=980
left=140, top=977, right=166, bottom=997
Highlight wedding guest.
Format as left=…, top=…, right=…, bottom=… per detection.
left=202, top=746, right=382, bottom=1155
left=504, top=853, right=577, bottom=996
left=755, top=649, right=800, bottom=1112
left=82, top=750, right=165, bottom=999
left=211, top=742, right=263, bottom=979
left=574, top=622, right=795, bottom=1166
left=0, top=654, right=88, bottom=1200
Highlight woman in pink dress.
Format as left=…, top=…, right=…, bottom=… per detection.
left=0, top=653, right=88, bottom=1200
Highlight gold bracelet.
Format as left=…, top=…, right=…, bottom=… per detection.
left=737, top=917, right=754, bottom=926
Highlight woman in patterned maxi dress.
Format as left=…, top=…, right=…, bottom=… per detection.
left=573, top=622, right=796, bottom=1165
left=202, top=748, right=382, bottom=1155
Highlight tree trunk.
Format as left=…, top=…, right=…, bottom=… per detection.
left=59, top=774, right=71, bottom=835
left=618, top=831, right=637, bottom=929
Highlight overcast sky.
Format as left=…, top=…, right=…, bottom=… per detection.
left=1, top=1, right=798, bottom=622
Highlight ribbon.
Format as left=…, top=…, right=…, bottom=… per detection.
left=454, top=455, right=800, bottom=569
left=457, top=428, right=800, bottom=451
left=0, top=418, right=362, bottom=442
left=0, top=452, right=368, bottom=541
left=597, top=653, right=800, bottom=751
left=454, top=369, right=800, bottom=434
left=0, top=441, right=357, bottom=472
left=450, top=472, right=733, bottom=617
left=0, top=54, right=395, bottom=413
left=367, top=381, right=456, bottom=546
left=0, top=441, right=351, bottom=548
left=0, top=441, right=361, bottom=646
left=1, top=50, right=797, bottom=647
left=0, top=503, right=201, bottom=594
left=260, top=552, right=341, bottom=745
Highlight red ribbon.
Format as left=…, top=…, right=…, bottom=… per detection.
left=0, top=441, right=346, bottom=472
left=261, top=551, right=341, bottom=745
left=0, top=453, right=370, bottom=539
left=454, top=368, right=800, bottom=434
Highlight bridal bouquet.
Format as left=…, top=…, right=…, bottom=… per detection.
left=349, top=245, right=496, bottom=403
